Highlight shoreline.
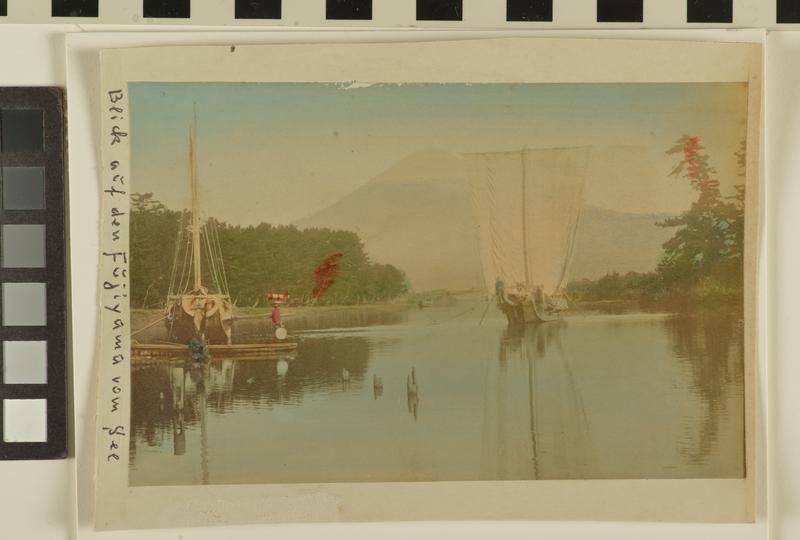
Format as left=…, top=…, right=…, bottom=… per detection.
left=131, top=302, right=410, bottom=332
left=575, top=295, right=744, bottom=316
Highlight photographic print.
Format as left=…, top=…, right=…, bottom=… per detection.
left=94, top=39, right=760, bottom=528
left=127, top=82, right=748, bottom=485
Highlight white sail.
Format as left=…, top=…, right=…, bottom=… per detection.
left=468, top=147, right=590, bottom=295
left=467, top=151, right=527, bottom=293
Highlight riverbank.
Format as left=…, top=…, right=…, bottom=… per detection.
left=575, top=294, right=744, bottom=316
left=131, top=302, right=411, bottom=343
left=234, top=302, right=408, bottom=321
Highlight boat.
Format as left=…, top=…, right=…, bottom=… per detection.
left=467, top=147, right=590, bottom=324
left=164, top=112, right=234, bottom=344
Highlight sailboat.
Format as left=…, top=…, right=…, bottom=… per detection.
left=164, top=113, right=234, bottom=345
left=467, top=147, right=590, bottom=324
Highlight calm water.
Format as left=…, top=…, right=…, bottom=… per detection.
left=129, top=299, right=745, bottom=486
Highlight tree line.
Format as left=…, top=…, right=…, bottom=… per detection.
left=130, top=193, right=408, bottom=308
left=568, top=136, right=745, bottom=304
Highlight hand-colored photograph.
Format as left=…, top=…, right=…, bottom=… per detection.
left=128, top=81, right=749, bottom=486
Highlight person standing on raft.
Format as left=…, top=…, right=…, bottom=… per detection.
left=267, top=292, right=289, bottom=340
left=271, top=303, right=282, bottom=329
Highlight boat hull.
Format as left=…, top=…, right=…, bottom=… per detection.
left=165, top=294, right=234, bottom=345
left=498, top=290, right=565, bottom=325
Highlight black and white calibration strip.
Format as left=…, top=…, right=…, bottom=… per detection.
left=0, top=88, right=67, bottom=461
left=0, top=0, right=798, bottom=26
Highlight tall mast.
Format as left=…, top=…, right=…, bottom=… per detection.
left=190, top=106, right=202, bottom=291
left=520, top=148, right=531, bottom=284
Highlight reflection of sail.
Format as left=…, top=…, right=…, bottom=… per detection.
left=467, top=147, right=590, bottom=294
left=510, top=323, right=559, bottom=479
left=485, top=322, right=594, bottom=480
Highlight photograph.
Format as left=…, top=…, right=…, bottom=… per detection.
left=125, top=80, right=749, bottom=486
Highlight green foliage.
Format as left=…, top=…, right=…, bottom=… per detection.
left=656, top=135, right=745, bottom=296
left=569, top=136, right=745, bottom=305
left=130, top=193, right=182, bottom=308
left=567, top=271, right=665, bottom=302
left=129, top=193, right=408, bottom=308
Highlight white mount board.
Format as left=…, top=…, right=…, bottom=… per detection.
left=0, top=22, right=797, bottom=540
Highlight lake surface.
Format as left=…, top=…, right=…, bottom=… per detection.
left=129, top=298, right=745, bottom=486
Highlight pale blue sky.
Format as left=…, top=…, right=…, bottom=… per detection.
left=130, top=82, right=748, bottom=225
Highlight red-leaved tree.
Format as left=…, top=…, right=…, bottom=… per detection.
left=311, top=252, right=344, bottom=304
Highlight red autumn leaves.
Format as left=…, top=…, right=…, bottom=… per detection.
left=679, top=135, right=720, bottom=194
left=312, top=252, right=344, bottom=302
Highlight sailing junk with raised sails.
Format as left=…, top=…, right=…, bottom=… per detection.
left=467, top=147, right=590, bottom=324
left=164, top=115, right=234, bottom=345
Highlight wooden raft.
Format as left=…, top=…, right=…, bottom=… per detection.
left=131, top=341, right=298, bottom=363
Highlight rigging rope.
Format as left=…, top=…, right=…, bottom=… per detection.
left=202, top=222, right=220, bottom=292
left=486, top=154, right=521, bottom=287
left=556, top=148, right=591, bottom=291
left=208, top=217, right=231, bottom=297
left=166, top=211, right=187, bottom=303
left=177, top=227, right=192, bottom=295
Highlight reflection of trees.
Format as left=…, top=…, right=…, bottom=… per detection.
left=664, top=310, right=744, bottom=470
left=129, top=336, right=372, bottom=467
left=231, top=337, right=371, bottom=403
left=477, top=313, right=744, bottom=482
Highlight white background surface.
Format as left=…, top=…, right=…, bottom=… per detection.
left=0, top=23, right=795, bottom=539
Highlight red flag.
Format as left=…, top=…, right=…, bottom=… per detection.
left=312, top=252, right=344, bottom=303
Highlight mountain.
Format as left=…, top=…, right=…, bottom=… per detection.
left=295, top=148, right=676, bottom=292
left=295, top=149, right=481, bottom=292
left=571, top=206, right=674, bottom=281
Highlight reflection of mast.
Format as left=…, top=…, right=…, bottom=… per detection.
left=198, top=374, right=210, bottom=485
left=215, top=359, right=235, bottom=410
left=496, top=341, right=508, bottom=478
left=526, top=336, right=539, bottom=479
left=170, top=366, right=186, bottom=456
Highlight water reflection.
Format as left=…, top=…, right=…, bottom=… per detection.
left=170, top=366, right=186, bottom=456
left=130, top=301, right=744, bottom=485
left=666, top=313, right=745, bottom=471
left=373, top=375, right=384, bottom=400
left=497, top=323, right=575, bottom=480
left=406, top=367, right=420, bottom=421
